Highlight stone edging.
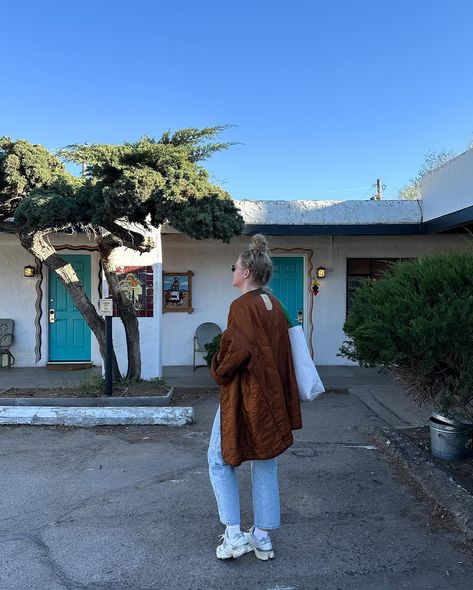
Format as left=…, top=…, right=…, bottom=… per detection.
left=0, top=405, right=193, bottom=427
left=370, top=426, right=473, bottom=541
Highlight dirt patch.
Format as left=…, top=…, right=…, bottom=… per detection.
left=402, top=425, right=473, bottom=496
left=0, top=380, right=171, bottom=398
left=0, top=386, right=344, bottom=401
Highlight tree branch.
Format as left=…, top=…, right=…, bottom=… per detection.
left=100, top=222, right=155, bottom=252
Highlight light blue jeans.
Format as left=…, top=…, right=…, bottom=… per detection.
left=208, top=406, right=281, bottom=529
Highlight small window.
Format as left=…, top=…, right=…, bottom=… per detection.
left=346, top=258, right=409, bottom=313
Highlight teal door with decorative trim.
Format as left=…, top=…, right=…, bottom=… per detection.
left=269, top=257, right=304, bottom=325
left=48, top=255, right=91, bottom=361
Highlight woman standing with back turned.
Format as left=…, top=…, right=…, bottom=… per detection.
left=208, top=234, right=302, bottom=560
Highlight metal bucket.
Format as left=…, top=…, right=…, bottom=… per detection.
left=429, top=415, right=472, bottom=460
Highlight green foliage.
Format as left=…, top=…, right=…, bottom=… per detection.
left=340, top=252, right=473, bottom=419
left=77, top=374, right=169, bottom=396
left=147, top=376, right=168, bottom=386
left=1, top=129, right=244, bottom=243
left=20, top=129, right=244, bottom=241
left=163, top=194, right=244, bottom=243
left=117, top=375, right=167, bottom=387
left=159, top=125, right=236, bottom=162
left=204, top=333, right=222, bottom=367
left=15, top=187, right=84, bottom=231
left=78, top=374, right=105, bottom=395
left=0, top=137, right=72, bottom=220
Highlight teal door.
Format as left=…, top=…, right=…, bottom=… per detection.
left=269, top=257, right=304, bottom=325
left=48, top=255, right=91, bottom=361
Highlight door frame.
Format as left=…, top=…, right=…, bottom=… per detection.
left=47, top=253, right=92, bottom=362
left=270, top=253, right=309, bottom=340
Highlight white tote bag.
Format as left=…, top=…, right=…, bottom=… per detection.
left=288, top=324, right=325, bottom=401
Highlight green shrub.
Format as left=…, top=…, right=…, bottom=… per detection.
left=147, top=376, right=168, bottom=386
left=204, top=333, right=222, bottom=368
left=339, top=252, right=473, bottom=420
left=117, top=376, right=168, bottom=388
left=78, top=374, right=104, bottom=396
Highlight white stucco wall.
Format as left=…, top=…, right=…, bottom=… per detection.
left=0, top=230, right=162, bottom=377
left=0, top=233, right=102, bottom=367
left=0, top=234, right=42, bottom=366
left=421, top=149, right=473, bottom=221
left=161, top=232, right=468, bottom=367
left=3, top=185, right=471, bottom=373
left=160, top=237, right=238, bottom=369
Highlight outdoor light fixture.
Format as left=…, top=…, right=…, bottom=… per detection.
left=316, top=266, right=326, bottom=279
left=23, top=264, right=36, bottom=278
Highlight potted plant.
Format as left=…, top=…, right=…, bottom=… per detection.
left=339, top=252, right=473, bottom=459
left=204, top=333, right=222, bottom=368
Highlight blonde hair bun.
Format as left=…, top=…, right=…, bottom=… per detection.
left=250, top=234, right=270, bottom=255
left=240, top=234, right=272, bottom=287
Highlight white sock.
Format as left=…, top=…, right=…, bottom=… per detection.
left=226, top=525, right=241, bottom=538
left=253, top=526, right=270, bottom=541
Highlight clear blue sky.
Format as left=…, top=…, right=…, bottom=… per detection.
left=2, top=1, right=472, bottom=200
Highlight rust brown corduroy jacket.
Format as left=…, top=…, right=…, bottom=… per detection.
left=210, top=288, right=302, bottom=467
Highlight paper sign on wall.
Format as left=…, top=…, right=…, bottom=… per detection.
left=98, top=299, right=113, bottom=316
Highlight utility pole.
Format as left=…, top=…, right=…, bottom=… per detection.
left=376, top=178, right=383, bottom=200
left=370, top=179, right=384, bottom=200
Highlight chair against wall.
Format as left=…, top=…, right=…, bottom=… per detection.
left=0, top=319, right=15, bottom=368
left=193, top=322, right=222, bottom=371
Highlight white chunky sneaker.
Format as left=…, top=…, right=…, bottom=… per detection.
left=216, top=532, right=251, bottom=560
left=246, top=526, right=275, bottom=561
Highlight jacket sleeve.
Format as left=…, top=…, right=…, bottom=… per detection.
left=210, top=306, right=252, bottom=385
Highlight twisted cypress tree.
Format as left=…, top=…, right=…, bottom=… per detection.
left=1, top=128, right=244, bottom=380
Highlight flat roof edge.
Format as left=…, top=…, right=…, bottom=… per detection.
left=421, top=204, right=473, bottom=233
left=243, top=224, right=422, bottom=236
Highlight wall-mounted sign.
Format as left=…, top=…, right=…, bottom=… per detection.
left=98, top=298, right=114, bottom=316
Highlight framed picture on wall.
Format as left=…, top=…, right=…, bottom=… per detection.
left=162, top=271, right=194, bottom=313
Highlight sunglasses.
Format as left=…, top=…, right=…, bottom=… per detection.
left=231, top=264, right=236, bottom=272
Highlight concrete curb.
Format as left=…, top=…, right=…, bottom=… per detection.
left=0, top=405, right=193, bottom=427
left=370, top=426, right=473, bottom=540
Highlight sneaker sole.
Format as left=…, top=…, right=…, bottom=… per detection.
left=254, top=548, right=275, bottom=561
left=216, top=545, right=251, bottom=560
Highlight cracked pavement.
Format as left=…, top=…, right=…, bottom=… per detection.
left=1, top=390, right=473, bottom=589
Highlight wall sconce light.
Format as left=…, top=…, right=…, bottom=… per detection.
left=316, top=266, right=326, bottom=279
left=24, top=264, right=36, bottom=278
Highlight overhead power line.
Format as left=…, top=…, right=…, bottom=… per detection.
left=315, top=184, right=372, bottom=194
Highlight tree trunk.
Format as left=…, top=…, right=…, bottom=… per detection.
left=97, top=238, right=142, bottom=381
left=19, top=231, right=122, bottom=382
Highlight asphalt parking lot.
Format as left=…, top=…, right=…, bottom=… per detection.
left=1, top=386, right=473, bottom=590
